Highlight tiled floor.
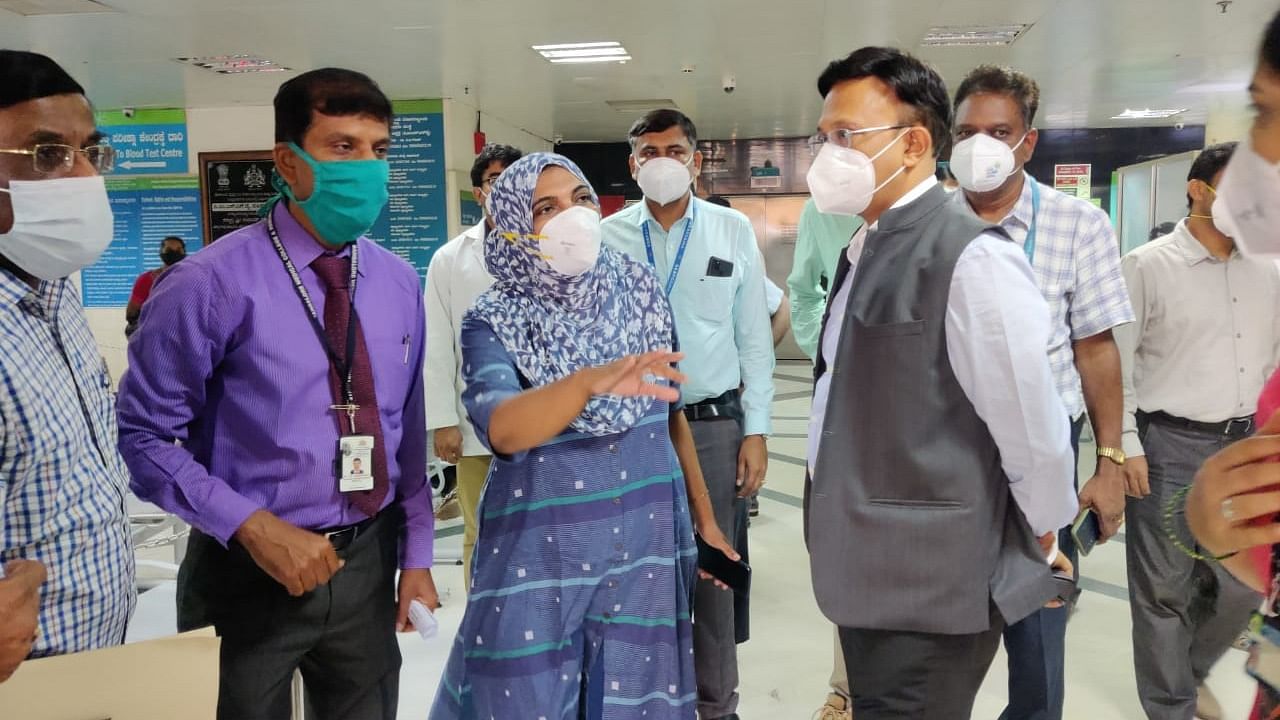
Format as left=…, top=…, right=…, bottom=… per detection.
left=129, top=360, right=1260, bottom=718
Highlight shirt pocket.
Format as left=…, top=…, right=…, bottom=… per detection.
left=691, top=275, right=735, bottom=323
left=363, top=317, right=415, bottom=409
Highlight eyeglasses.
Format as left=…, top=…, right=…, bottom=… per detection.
left=480, top=174, right=502, bottom=191
left=634, top=147, right=693, bottom=165
left=806, top=125, right=911, bottom=156
left=0, top=144, right=116, bottom=174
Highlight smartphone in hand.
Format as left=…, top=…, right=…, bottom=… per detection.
left=695, top=534, right=751, bottom=594
left=1072, top=508, right=1103, bottom=557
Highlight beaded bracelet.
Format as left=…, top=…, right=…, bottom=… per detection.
left=1164, top=485, right=1238, bottom=563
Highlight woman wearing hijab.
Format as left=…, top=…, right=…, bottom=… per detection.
left=429, top=153, right=735, bottom=720
left=1183, top=8, right=1280, bottom=718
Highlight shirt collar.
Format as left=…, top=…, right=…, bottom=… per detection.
left=0, top=264, right=64, bottom=316
left=0, top=264, right=32, bottom=307
left=1170, top=218, right=1226, bottom=266
left=635, top=194, right=696, bottom=230
left=1005, top=172, right=1036, bottom=229
left=271, top=202, right=365, bottom=277
left=463, top=221, right=488, bottom=261
left=955, top=171, right=1035, bottom=230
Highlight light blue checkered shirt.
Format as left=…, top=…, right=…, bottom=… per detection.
left=957, top=174, right=1135, bottom=417
left=0, top=269, right=134, bottom=657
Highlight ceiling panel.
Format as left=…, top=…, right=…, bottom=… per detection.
left=0, top=0, right=1270, bottom=142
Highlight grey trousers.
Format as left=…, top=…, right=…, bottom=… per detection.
left=178, top=512, right=402, bottom=720
left=1126, top=418, right=1259, bottom=720
left=689, top=416, right=749, bottom=720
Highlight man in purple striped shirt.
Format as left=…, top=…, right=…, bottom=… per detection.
left=117, top=68, right=435, bottom=720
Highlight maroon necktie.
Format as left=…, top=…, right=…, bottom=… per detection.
left=311, top=253, right=389, bottom=518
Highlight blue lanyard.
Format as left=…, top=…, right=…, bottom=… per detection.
left=642, top=205, right=696, bottom=297
left=1023, top=179, right=1041, bottom=264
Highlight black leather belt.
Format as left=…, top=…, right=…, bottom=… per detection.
left=317, top=515, right=378, bottom=552
left=1141, top=410, right=1255, bottom=437
left=683, top=389, right=743, bottom=423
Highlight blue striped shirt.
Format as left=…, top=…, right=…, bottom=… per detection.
left=0, top=268, right=135, bottom=657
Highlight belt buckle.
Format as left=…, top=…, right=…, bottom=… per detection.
left=1226, top=417, right=1255, bottom=436
left=325, top=526, right=355, bottom=548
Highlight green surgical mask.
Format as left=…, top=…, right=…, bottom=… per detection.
left=281, top=142, right=390, bottom=245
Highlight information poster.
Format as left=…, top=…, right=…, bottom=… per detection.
left=1054, top=164, right=1093, bottom=200
left=199, top=151, right=276, bottom=245
left=83, top=177, right=203, bottom=308
left=96, top=109, right=189, bottom=175
left=368, top=99, right=448, bottom=283
left=459, top=190, right=483, bottom=228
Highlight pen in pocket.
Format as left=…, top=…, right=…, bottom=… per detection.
left=402, top=334, right=410, bottom=364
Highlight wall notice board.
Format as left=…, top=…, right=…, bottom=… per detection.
left=199, top=150, right=277, bottom=245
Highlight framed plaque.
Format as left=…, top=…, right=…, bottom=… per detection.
left=198, top=150, right=276, bottom=245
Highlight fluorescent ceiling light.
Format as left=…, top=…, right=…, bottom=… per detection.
left=534, top=41, right=631, bottom=64
left=0, top=0, right=115, bottom=14
left=175, top=55, right=290, bottom=74
left=922, top=24, right=1031, bottom=47
left=1111, top=108, right=1188, bottom=120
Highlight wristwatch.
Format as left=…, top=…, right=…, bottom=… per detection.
left=1096, top=446, right=1127, bottom=466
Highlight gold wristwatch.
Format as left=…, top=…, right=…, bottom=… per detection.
left=1096, top=446, right=1127, bottom=466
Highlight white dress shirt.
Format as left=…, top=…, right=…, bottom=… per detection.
left=1117, top=219, right=1280, bottom=457
left=955, top=174, right=1134, bottom=418
left=424, top=222, right=495, bottom=457
left=809, top=177, right=1078, bottom=537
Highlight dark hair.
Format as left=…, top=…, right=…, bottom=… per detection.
left=161, top=235, right=186, bottom=249
left=1264, top=9, right=1280, bottom=72
left=470, top=144, right=523, bottom=188
left=627, top=109, right=697, bottom=148
left=954, top=64, right=1041, bottom=128
left=817, top=47, right=951, bottom=159
left=1149, top=222, right=1177, bottom=241
left=273, top=68, right=393, bottom=145
left=0, top=50, right=85, bottom=110
left=1186, top=141, right=1237, bottom=208
left=705, top=194, right=732, bottom=208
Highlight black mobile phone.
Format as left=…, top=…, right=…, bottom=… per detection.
left=695, top=534, right=751, bottom=594
left=1072, top=508, right=1103, bottom=557
left=1051, top=569, right=1078, bottom=605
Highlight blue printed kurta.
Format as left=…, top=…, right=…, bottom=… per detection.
left=430, top=317, right=698, bottom=720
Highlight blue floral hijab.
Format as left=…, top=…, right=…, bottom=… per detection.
left=466, top=152, right=675, bottom=436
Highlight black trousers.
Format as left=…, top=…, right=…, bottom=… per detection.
left=839, top=607, right=1005, bottom=720
left=178, top=511, right=402, bottom=720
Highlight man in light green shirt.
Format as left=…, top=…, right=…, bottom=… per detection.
left=787, top=198, right=862, bottom=362
left=602, top=109, right=774, bottom=720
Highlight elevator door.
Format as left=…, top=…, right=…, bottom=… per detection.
left=724, top=194, right=810, bottom=361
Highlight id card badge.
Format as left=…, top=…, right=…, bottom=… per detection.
left=339, top=435, right=375, bottom=493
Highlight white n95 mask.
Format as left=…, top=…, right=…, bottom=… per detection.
left=805, top=130, right=908, bottom=216
left=950, top=132, right=1027, bottom=193
left=538, top=206, right=602, bottom=277
left=635, top=157, right=694, bottom=206
left=1212, top=134, right=1280, bottom=260
left=0, top=175, right=114, bottom=280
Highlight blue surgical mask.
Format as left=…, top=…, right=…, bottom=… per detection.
left=281, top=142, right=390, bottom=245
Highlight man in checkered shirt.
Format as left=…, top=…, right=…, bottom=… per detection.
left=0, top=51, right=135, bottom=682
left=951, top=65, right=1135, bottom=720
